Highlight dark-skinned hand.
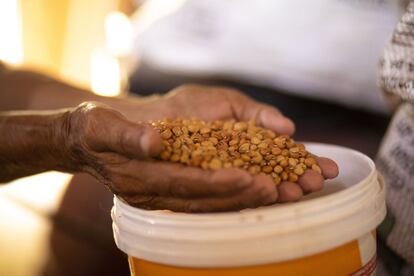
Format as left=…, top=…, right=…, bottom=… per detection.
left=64, top=85, right=338, bottom=212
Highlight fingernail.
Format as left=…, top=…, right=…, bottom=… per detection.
left=139, top=128, right=162, bottom=156
left=262, top=109, right=295, bottom=135
left=274, top=116, right=295, bottom=135
left=139, top=131, right=152, bottom=156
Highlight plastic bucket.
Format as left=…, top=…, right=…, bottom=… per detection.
left=112, top=143, right=386, bottom=276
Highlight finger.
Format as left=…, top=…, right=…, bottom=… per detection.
left=295, top=156, right=338, bottom=195
left=316, top=157, right=339, bottom=179
left=256, top=106, right=296, bottom=136
left=297, top=170, right=324, bottom=193
left=121, top=174, right=278, bottom=212
left=89, top=108, right=162, bottom=159
left=238, top=102, right=295, bottom=135
left=108, top=160, right=256, bottom=198
left=277, top=181, right=303, bottom=202
left=225, top=90, right=295, bottom=135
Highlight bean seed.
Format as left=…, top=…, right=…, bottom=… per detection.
left=271, top=147, right=282, bottom=155
left=188, top=124, right=199, bottom=133
left=241, top=154, right=251, bottom=162
left=312, top=164, right=322, bottom=174
left=251, top=136, right=261, bottom=145
left=293, top=165, right=305, bottom=176
left=248, top=165, right=261, bottom=175
left=288, top=173, right=298, bottom=182
left=281, top=171, right=288, bottom=181
left=152, top=118, right=319, bottom=186
left=234, top=122, right=248, bottom=131
left=200, top=127, right=211, bottom=134
left=305, top=157, right=317, bottom=167
left=239, top=143, right=250, bottom=153
left=274, top=175, right=281, bottom=185
left=288, top=158, right=298, bottom=167
left=274, top=165, right=283, bottom=174
left=172, top=127, right=183, bottom=136
left=209, top=158, right=222, bottom=170
left=233, top=159, right=244, bottom=167
left=262, top=166, right=273, bottom=173
left=161, top=129, right=172, bottom=139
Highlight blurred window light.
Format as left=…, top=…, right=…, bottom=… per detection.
left=105, top=11, right=133, bottom=57
left=90, top=48, right=121, bottom=96
left=0, top=0, right=23, bottom=64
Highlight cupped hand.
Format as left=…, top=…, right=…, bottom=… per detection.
left=72, top=83, right=339, bottom=212
left=122, top=85, right=339, bottom=207
left=63, top=102, right=278, bottom=212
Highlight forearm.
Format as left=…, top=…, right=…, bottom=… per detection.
left=0, top=63, right=124, bottom=110
left=0, top=63, right=162, bottom=121
left=0, top=110, right=74, bottom=182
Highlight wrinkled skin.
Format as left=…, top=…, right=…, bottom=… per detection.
left=64, top=85, right=338, bottom=212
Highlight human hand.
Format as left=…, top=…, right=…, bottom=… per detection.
left=121, top=85, right=339, bottom=205
left=62, top=102, right=285, bottom=212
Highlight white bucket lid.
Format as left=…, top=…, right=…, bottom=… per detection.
left=112, top=143, right=386, bottom=267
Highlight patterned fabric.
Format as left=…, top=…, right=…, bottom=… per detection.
left=379, top=2, right=414, bottom=103
left=376, top=103, right=414, bottom=265
left=377, top=1, right=414, bottom=272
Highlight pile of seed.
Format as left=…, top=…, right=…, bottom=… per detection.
left=150, top=119, right=321, bottom=185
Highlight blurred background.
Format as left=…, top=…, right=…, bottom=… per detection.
left=0, top=0, right=404, bottom=275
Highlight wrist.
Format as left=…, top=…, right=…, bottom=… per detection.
left=50, top=108, right=82, bottom=172
left=0, top=109, right=80, bottom=181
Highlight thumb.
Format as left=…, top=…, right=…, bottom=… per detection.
left=112, top=122, right=162, bottom=159
left=86, top=107, right=162, bottom=159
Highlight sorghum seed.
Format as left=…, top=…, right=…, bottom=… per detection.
left=274, top=165, right=283, bottom=174
left=262, top=166, right=273, bottom=173
left=209, top=158, right=222, bottom=170
left=312, top=164, right=322, bottom=174
left=161, top=129, right=172, bottom=139
left=294, top=165, right=305, bottom=176
left=305, top=157, right=317, bottom=167
left=152, top=118, right=319, bottom=186
left=200, top=127, right=211, bottom=134
left=289, top=173, right=299, bottom=182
